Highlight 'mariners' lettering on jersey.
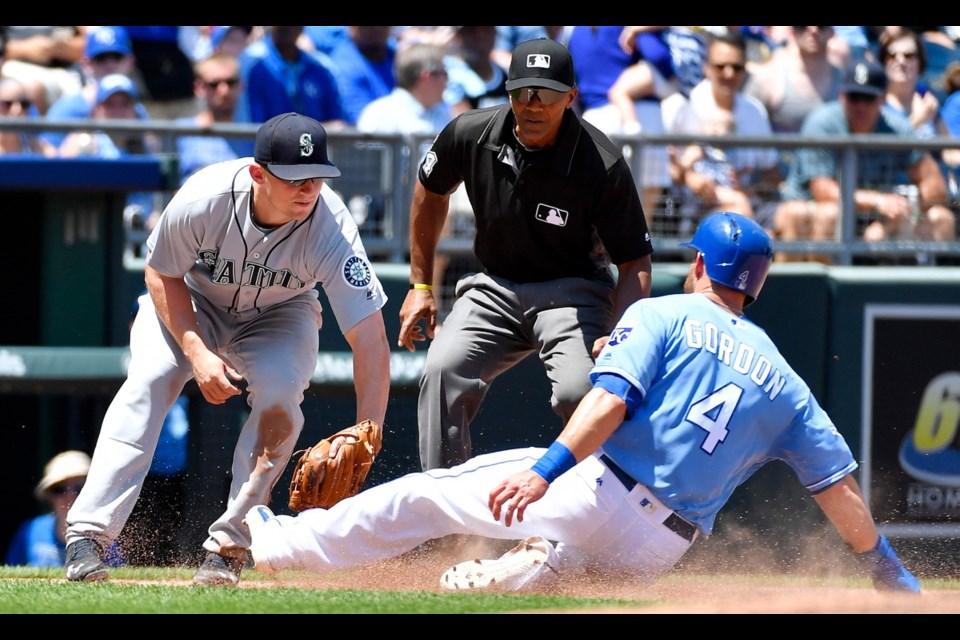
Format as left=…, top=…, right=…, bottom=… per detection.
left=683, top=319, right=786, bottom=400
left=202, top=251, right=306, bottom=290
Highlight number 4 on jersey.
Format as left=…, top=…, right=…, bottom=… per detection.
left=686, top=383, right=743, bottom=454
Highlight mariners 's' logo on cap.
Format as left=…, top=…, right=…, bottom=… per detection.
left=853, top=63, right=870, bottom=86
left=526, top=54, right=551, bottom=69
left=299, top=133, right=314, bottom=158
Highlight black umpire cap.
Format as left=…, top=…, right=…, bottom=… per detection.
left=505, top=38, right=576, bottom=92
left=255, top=112, right=341, bottom=180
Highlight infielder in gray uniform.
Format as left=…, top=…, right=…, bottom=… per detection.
left=398, top=38, right=654, bottom=471
left=64, top=112, right=391, bottom=586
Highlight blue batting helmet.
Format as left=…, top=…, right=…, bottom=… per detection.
left=680, top=212, right=773, bottom=305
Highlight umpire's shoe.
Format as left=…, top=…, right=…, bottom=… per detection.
left=192, top=551, right=246, bottom=587
left=65, top=538, right=109, bottom=582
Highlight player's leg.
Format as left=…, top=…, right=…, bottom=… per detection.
left=199, top=297, right=320, bottom=561
left=529, top=276, right=615, bottom=424
left=247, top=447, right=555, bottom=573
left=66, top=293, right=193, bottom=579
left=417, top=272, right=533, bottom=470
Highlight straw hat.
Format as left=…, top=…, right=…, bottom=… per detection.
left=34, top=450, right=90, bottom=499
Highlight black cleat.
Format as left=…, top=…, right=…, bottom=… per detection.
left=192, top=551, right=246, bottom=586
left=65, top=538, right=109, bottom=582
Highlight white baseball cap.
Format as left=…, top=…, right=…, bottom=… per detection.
left=34, top=450, right=90, bottom=499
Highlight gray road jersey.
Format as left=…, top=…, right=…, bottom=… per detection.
left=147, top=158, right=386, bottom=331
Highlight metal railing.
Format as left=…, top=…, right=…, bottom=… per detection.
left=4, top=115, right=960, bottom=267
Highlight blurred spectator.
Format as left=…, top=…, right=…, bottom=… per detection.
left=357, top=42, right=457, bottom=298
left=890, top=26, right=960, bottom=104
left=938, top=60, right=960, bottom=174
left=0, top=77, right=55, bottom=156
left=608, top=26, right=707, bottom=148
left=392, top=26, right=457, bottom=50
left=59, top=74, right=164, bottom=254
left=491, top=26, right=550, bottom=69
left=42, top=26, right=146, bottom=149
left=5, top=451, right=123, bottom=567
left=775, top=59, right=955, bottom=263
left=443, top=25, right=508, bottom=117
left=326, top=26, right=396, bottom=126
left=618, top=26, right=707, bottom=100
left=669, top=109, right=753, bottom=218
left=744, top=25, right=843, bottom=134
left=174, top=53, right=254, bottom=185
left=1, top=26, right=86, bottom=114
left=302, top=26, right=350, bottom=56
left=121, top=26, right=199, bottom=120
left=568, top=26, right=672, bottom=222
left=663, top=30, right=780, bottom=229
left=940, top=60, right=960, bottom=135
left=356, top=43, right=451, bottom=134
left=237, top=26, right=346, bottom=128
left=739, top=26, right=781, bottom=64
left=879, top=28, right=950, bottom=139
left=58, top=74, right=159, bottom=157
left=831, top=26, right=874, bottom=63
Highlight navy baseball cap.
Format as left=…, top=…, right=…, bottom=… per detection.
left=86, top=26, right=132, bottom=59
left=96, top=74, right=138, bottom=103
left=254, top=112, right=341, bottom=180
left=841, top=59, right=887, bottom=96
left=505, top=38, right=576, bottom=93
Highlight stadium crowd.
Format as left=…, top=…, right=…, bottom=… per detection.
left=1, top=25, right=958, bottom=266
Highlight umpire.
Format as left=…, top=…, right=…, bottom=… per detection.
left=398, top=38, right=654, bottom=470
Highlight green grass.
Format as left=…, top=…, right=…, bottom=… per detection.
left=0, top=566, right=650, bottom=614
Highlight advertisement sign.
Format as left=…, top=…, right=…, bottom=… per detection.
left=862, top=305, right=960, bottom=537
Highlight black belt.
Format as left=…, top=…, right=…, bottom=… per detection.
left=599, top=454, right=698, bottom=542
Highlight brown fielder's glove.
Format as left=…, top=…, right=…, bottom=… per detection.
left=288, top=419, right=383, bottom=512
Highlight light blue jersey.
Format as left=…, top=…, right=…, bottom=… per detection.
left=592, top=293, right=857, bottom=535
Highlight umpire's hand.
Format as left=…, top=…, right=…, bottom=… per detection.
left=397, top=288, right=437, bottom=351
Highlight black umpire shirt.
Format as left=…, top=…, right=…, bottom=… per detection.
left=418, top=104, right=653, bottom=284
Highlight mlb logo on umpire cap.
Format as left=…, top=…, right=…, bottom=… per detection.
left=255, top=112, right=341, bottom=180
left=505, top=38, right=576, bottom=93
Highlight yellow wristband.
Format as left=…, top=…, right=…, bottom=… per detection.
left=411, top=283, right=433, bottom=291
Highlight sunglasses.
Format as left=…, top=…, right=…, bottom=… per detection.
left=203, top=77, right=240, bottom=90
left=92, top=52, right=125, bottom=64
left=793, top=25, right=831, bottom=32
left=265, top=167, right=320, bottom=188
left=50, top=482, right=85, bottom=496
left=709, top=62, right=746, bottom=74
left=845, top=92, right=880, bottom=104
left=508, top=86, right=568, bottom=105
left=886, top=50, right=919, bottom=62
left=0, top=98, right=31, bottom=110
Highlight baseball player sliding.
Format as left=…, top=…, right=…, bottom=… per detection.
left=243, top=212, right=919, bottom=594
left=64, top=112, right=390, bottom=586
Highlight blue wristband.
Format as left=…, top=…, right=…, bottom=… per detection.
left=530, top=441, right=576, bottom=483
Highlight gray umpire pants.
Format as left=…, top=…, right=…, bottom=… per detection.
left=418, top=271, right=616, bottom=471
